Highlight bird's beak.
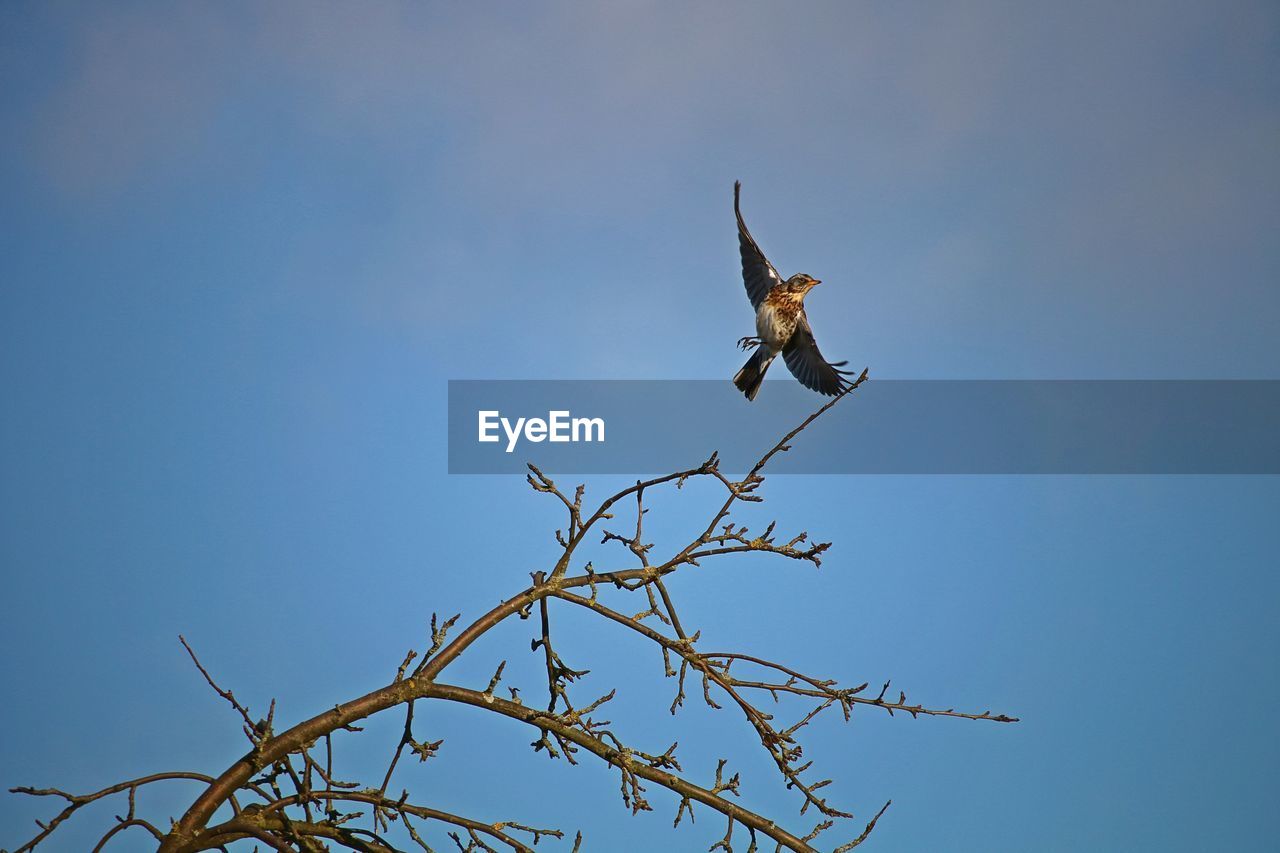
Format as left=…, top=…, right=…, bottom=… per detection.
left=811, top=279, right=822, bottom=286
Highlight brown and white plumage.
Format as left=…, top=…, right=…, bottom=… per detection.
left=732, top=181, right=853, bottom=401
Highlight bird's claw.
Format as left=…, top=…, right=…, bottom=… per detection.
left=737, top=336, right=763, bottom=351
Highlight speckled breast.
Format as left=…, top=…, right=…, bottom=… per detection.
left=756, top=293, right=801, bottom=350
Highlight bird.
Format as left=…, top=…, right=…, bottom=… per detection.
left=731, top=181, right=854, bottom=401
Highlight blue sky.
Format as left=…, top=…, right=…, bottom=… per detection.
left=2, top=2, right=1278, bottom=850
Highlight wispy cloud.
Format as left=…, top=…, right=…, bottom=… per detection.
left=12, top=1, right=1279, bottom=374
left=29, top=5, right=240, bottom=195
left=25, top=2, right=1033, bottom=201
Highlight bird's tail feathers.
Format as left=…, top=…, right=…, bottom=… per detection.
left=733, top=346, right=775, bottom=401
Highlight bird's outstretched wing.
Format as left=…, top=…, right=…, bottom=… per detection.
left=734, top=181, right=783, bottom=309
left=783, top=312, right=855, bottom=396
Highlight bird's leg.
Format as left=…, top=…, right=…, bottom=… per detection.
left=737, top=336, right=764, bottom=350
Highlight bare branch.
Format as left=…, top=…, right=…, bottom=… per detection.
left=179, top=635, right=260, bottom=744
left=13, top=380, right=1017, bottom=853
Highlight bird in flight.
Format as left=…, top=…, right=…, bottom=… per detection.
left=731, top=181, right=854, bottom=401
